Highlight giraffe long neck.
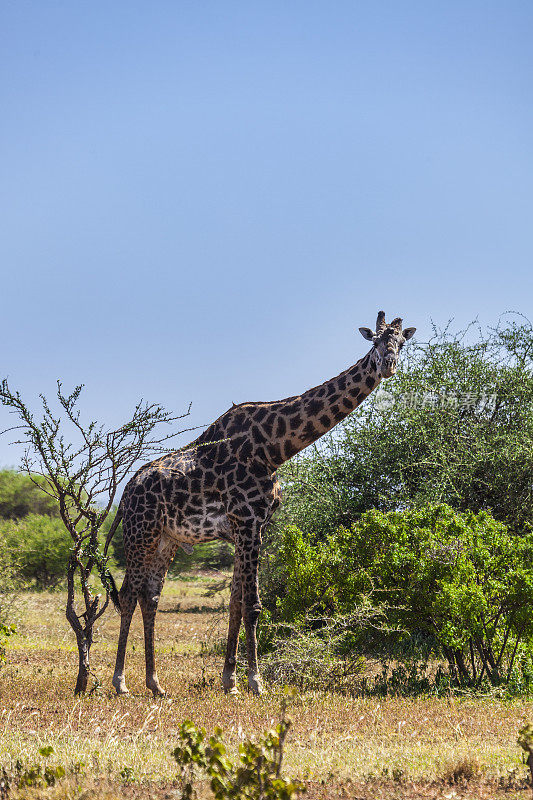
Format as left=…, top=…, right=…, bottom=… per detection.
left=264, top=348, right=383, bottom=468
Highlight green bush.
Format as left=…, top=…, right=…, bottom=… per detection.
left=0, top=528, right=18, bottom=663
left=0, top=744, right=85, bottom=794
left=350, top=505, right=533, bottom=685
left=261, top=504, right=533, bottom=688
left=0, top=514, right=72, bottom=588
left=0, top=470, right=59, bottom=519
left=261, top=524, right=359, bottom=623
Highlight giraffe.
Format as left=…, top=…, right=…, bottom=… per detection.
left=105, top=311, right=415, bottom=697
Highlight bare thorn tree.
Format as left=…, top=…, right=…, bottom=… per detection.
left=0, top=379, right=193, bottom=694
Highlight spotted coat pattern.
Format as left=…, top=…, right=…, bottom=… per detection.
left=111, top=312, right=415, bottom=696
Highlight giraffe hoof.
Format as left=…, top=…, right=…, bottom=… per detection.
left=147, top=679, right=166, bottom=697
left=222, top=672, right=239, bottom=695
left=247, top=674, right=263, bottom=695
left=112, top=674, right=129, bottom=695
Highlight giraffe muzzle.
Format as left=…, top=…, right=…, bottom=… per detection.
left=382, top=357, right=397, bottom=378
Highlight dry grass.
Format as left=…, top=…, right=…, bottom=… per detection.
left=1, top=574, right=533, bottom=798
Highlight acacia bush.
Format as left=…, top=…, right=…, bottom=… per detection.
left=259, top=315, right=533, bottom=692
left=261, top=504, right=533, bottom=688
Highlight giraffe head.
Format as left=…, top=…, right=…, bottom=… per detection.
left=359, top=311, right=416, bottom=378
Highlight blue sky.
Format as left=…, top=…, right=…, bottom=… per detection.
left=1, top=1, right=532, bottom=466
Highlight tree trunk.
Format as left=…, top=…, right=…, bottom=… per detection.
left=443, top=646, right=458, bottom=683
left=454, top=649, right=471, bottom=683
left=469, top=638, right=477, bottom=682
left=66, top=554, right=96, bottom=695
left=74, top=635, right=91, bottom=695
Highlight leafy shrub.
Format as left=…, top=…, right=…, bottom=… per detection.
left=349, top=505, right=533, bottom=685
left=0, top=470, right=59, bottom=519
left=262, top=504, right=533, bottom=688
left=0, top=514, right=72, bottom=588
left=0, top=530, right=18, bottom=664
left=172, top=706, right=304, bottom=800
left=261, top=524, right=365, bottom=624
left=0, top=745, right=83, bottom=795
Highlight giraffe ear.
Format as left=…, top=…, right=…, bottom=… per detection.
left=359, top=327, right=375, bottom=341
left=402, top=327, right=416, bottom=340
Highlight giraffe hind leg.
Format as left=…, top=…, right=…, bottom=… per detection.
left=222, top=567, right=242, bottom=694
left=139, top=574, right=166, bottom=697
left=112, top=573, right=137, bottom=695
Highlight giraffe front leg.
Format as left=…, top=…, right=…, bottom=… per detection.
left=139, top=575, right=166, bottom=698
left=243, top=599, right=263, bottom=693
left=222, top=566, right=242, bottom=695
left=239, top=529, right=263, bottom=695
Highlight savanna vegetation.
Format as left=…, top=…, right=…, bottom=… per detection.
left=0, top=314, right=532, bottom=798
left=2, top=580, right=533, bottom=800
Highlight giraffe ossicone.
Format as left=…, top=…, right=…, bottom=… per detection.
left=106, top=311, right=416, bottom=697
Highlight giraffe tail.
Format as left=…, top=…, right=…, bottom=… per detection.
left=103, top=501, right=124, bottom=613
left=104, top=501, right=123, bottom=556
left=107, top=571, right=122, bottom=614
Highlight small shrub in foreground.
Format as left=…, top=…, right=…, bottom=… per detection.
left=0, top=745, right=84, bottom=797
left=172, top=704, right=305, bottom=800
